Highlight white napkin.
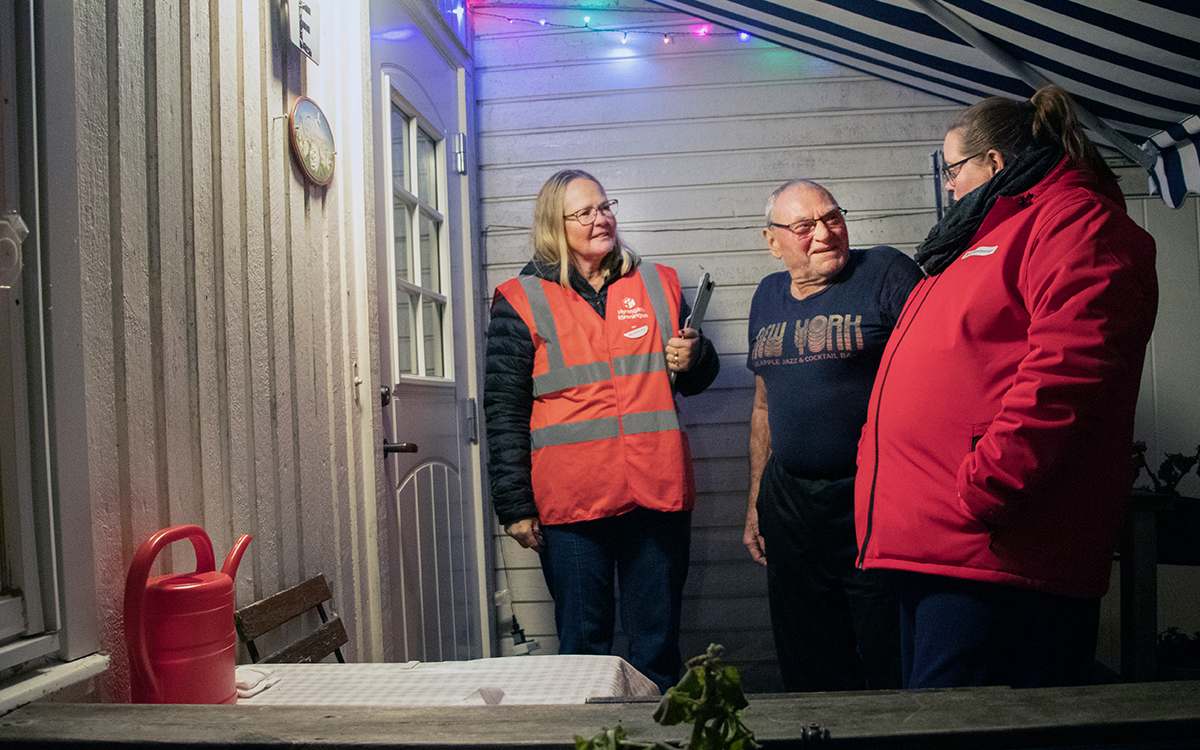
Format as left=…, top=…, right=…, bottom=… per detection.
left=458, top=686, right=505, bottom=705
left=236, top=666, right=281, bottom=698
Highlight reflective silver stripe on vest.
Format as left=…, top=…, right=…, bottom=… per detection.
left=531, top=416, right=621, bottom=450
left=519, top=275, right=565, bottom=370
left=534, top=360, right=611, bottom=395
left=612, top=350, right=667, bottom=378
left=622, top=409, right=680, bottom=435
left=637, top=263, right=674, bottom=348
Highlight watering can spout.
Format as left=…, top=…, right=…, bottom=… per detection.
left=221, top=534, right=253, bottom=580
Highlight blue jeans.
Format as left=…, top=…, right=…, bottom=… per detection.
left=897, top=571, right=1101, bottom=688
left=539, top=506, right=691, bottom=693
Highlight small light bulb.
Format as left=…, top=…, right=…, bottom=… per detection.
left=622, top=32, right=628, bottom=43
left=583, top=16, right=590, bottom=25
left=663, top=34, right=670, bottom=43
left=538, top=18, right=546, bottom=25
left=739, top=31, right=750, bottom=41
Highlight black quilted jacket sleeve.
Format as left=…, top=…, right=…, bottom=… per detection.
left=483, top=291, right=539, bottom=526
left=674, top=296, right=720, bottom=397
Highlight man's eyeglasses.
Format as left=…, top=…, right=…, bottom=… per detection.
left=564, top=200, right=618, bottom=225
left=940, top=153, right=983, bottom=184
left=768, top=207, right=847, bottom=238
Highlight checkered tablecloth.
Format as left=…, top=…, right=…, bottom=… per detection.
left=236, top=655, right=660, bottom=706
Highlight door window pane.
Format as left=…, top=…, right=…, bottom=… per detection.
left=422, top=298, right=445, bottom=378
left=419, top=213, right=440, bottom=293
left=416, top=128, right=436, bottom=204
left=396, top=291, right=415, bottom=374
left=393, top=203, right=410, bottom=281
left=391, top=107, right=409, bottom=190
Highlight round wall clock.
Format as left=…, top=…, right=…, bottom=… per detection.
left=288, top=97, right=335, bottom=186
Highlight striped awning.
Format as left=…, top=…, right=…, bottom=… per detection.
left=650, top=0, right=1200, bottom=208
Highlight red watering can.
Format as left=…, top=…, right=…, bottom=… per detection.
left=123, top=525, right=252, bottom=704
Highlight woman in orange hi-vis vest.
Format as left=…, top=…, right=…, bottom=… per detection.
left=484, top=170, right=719, bottom=692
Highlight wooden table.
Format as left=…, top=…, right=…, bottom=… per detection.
left=4, top=680, right=1199, bottom=748
left=1118, top=492, right=1199, bottom=682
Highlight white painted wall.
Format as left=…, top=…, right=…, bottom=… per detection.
left=473, top=0, right=1200, bottom=690
left=40, top=0, right=387, bottom=701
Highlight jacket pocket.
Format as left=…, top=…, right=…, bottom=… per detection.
left=964, top=422, right=998, bottom=543
left=970, top=422, right=989, bottom=451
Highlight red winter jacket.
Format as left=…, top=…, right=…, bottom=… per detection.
left=855, top=159, right=1158, bottom=597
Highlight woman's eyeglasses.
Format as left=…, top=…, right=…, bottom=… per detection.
left=941, top=153, right=983, bottom=184
left=564, top=200, right=618, bottom=225
left=767, top=207, right=847, bottom=239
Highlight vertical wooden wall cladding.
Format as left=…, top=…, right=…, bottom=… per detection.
left=473, top=0, right=1200, bottom=689
left=41, top=1, right=383, bottom=700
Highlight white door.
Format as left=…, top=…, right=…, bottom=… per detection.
left=370, top=5, right=486, bottom=663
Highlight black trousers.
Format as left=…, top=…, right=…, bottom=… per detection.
left=757, top=455, right=901, bottom=692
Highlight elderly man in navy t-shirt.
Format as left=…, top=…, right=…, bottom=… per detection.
left=744, top=179, right=923, bottom=691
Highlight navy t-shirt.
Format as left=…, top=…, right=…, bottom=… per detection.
left=747, top=247, right=923, bottom=480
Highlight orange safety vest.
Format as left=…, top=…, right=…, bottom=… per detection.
left=497, top=264, right=695, bottom=525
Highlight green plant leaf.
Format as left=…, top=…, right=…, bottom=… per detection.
left=653, top=688, right=694, bottom=726
left=715, top=666, right=749, bottom=710
left=586, top=645, right=759, bottom=750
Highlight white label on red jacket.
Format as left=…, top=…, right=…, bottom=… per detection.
left=624, top=325, right=649, bottom=339
left=962, top=245, right=998, bottom=258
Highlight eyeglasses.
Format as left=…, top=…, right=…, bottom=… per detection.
left=941, top=152, right=983, bottom=184
left=564, top=200, right=618, bottom=225
left=767, top=207, right=847, bottom=238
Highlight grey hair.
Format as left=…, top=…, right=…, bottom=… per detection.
left=764, top=179, right=834, bottom=224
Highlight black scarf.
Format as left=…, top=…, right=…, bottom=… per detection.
left=916, top=141, right=1064, bottom=276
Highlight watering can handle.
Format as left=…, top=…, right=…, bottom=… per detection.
left=123, top=525, right=216, bottom=702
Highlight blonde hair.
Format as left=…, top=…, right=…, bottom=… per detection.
left=531, top=169, right=638, bottom=288
left=950, top=84, right=1115, bottom=182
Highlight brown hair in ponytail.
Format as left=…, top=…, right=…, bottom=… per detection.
left=950, top=84, right=1115, bottom=183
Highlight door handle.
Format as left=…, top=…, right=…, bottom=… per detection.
left=382, top=438, right=418, bottom=454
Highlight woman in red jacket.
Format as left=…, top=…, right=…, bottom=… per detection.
left=855, top=85, right=1158, bottom=688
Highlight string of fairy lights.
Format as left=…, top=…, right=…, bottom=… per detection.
left=467, top=6, right=756, bottom=46
left=463, top=4, right=938, bottom=238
